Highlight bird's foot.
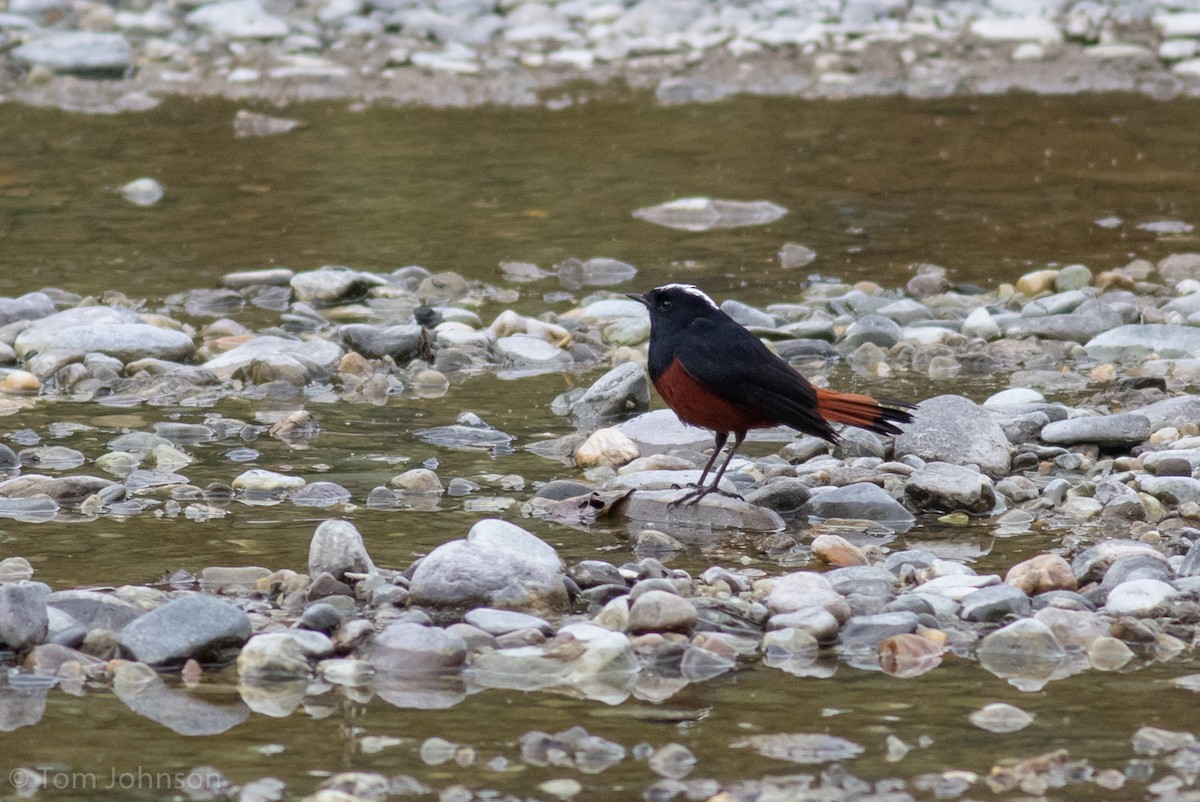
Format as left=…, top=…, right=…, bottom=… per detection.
left=668, top=485, right=743, bottom=508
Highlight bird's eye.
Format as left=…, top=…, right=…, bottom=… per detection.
left=660, top=299, right=672, bottom=310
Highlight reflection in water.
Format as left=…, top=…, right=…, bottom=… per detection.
left=113, top=663, right=248, bottom=736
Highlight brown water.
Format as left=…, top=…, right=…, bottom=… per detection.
left=3, top=93, right=1200, bottom=800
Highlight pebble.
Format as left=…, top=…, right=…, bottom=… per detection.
left=308, top=519, right=375, bottom=582
left=632, top=198, right=786, bottom=232
left=895, top=395, right=1012, bottom=479
left=232, top=469, right=306, bottom=494
left=628, top=590, right=697, bottom=634
left=1005, top=554, right=1077, bottom=595
left=0, top=581, right=50, bottom=650
left=803, top=482, right=914, bottom=523
left=13, top=31, right=132, bottom=75
left=369, top=622, right=468, bottom=674
left=186, top=0, right=290, bottom=38
left=905, top=462, right=996, bottom=514
left=1104, top=578, right=1178, bottom=616
left=408, top=519, right=567, bottom=613
left=976, top=618, right=1065, bottom=686
left=969, top=703, right=1034, bottom=733
left=1087, top=324, right=1200, bottom=360
left=575, top=428, right=639, bottom=469
left=237, top=632, right=313, bottom=679
left=960, top=583, right=1031, bottom=623
left=1041, top=413, right=1151, bottom=448
left=118, top=593, right=252, bottom=666
left=390, top=468, right=443, bottom=494
left=877, top=633, right=944, bottom=678
left=570, top=362, right=650, bottom=423
left=121, top=177, right=165, bottom=206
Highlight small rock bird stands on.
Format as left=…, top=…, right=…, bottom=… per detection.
left=629, top=283, right=914, bottom=504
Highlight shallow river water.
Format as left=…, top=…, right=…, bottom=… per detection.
left=2, top=92, right=1200, bottom=801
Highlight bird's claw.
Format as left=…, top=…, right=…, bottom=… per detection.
left=668, top=485, right=743, bottom=508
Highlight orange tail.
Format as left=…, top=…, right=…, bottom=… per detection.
left=815, top=387, right=914, bottom=437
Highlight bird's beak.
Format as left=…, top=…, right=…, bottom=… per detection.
left=626, top=292, right=647, bottom=306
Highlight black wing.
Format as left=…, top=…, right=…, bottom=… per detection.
left=673, top=316, right=839, bottom=441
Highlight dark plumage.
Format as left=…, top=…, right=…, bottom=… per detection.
left=629, top=283, right=914, bottom=504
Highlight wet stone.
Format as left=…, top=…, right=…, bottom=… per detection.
left=970, top=703, right=1034, bottom=733
left=812, top=534, right=869, bottom=567
left=0, top=581, right=49, bottom=651
left=628, top=590, right=697, bottom=634
left=575, top=428, right=639, bottom=469
left=339, top=323, right=426, bottom=361
left=905, top=462, right=995, bottom=514
left=976, top=618, right=1065, bottom=684
left=46, top=590, right=143, bottom=632
left=118, top=592, right=252, bottom=667
left=307, top=521, right=372, bottom=583
left=841, top=315, right=902, bottom=349
left=878, top=633, right=944, bottom=678
left=570, top=362, right=650, bottom=424
left=237, top=632, right=312, bottom=679
left=1072, top=540, right=1166, bottom=584
left=463, top=608, right=552, bottom=636
left=1086, top=324, right=1200, bottom=360
left=803, top=482, right=913, bottom=524
left=408, top=519, right=567, bottom=613
left=232, top=469, right=305, bottom=494
left=895, top=394, right=1012, bottom=479
left=743, top=478, right=812, bottom=516
left=555, top=257, right=638, bottom=289
left=825, top=566, right=895, bottom=598
left=1041, top=413, right=1151, bottom=448
left=960, top=584, right=1031, bottom=623
left=648, top=743, right=697, bottom=780
left=632, top=197, right=785, bottom=232
left=1105, top=578, right=1177, bottom=616
left=618, top=490, right=784, bottom=532
left=1006, top=554, right=1077, bottom=595
left=415, top=413, right=514, bottom=451
left=838, top=611, right=918, bottom=649
left=1138, top=476, right=1200, bottom=506
left=13, top=31, right=133, bottom=75
left=732, top=732, right=864, bottom=764
left=290, top=481, right=352, bottom=507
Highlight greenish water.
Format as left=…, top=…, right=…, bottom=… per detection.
left=2, top=93, right=1200, bottom=800
left=3, top=94, right=1199, bottom=306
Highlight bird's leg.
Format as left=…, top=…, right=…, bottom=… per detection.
left=669, top=431, right=727, bottom=493
left=674, top=431, right=746, bottom=506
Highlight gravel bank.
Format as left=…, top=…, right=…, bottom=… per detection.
left=3, top=0, right=1200, bottom=112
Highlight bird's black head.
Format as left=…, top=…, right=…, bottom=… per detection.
left=627, top=284, right=721, bottom=329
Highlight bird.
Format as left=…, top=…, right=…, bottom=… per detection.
left=627, top=283, right=914, bottom=505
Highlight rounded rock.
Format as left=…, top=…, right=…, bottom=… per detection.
left=628, top=590, right=697, bottom=634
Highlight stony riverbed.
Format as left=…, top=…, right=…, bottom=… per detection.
left=6, top=250, right=1200, bottom=799
left=5, top=0, right=1200, bottom=113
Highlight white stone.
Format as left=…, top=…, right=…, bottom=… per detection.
left=1160, top=39, right=1199, bottom=61
left=186, top=0, right=289, bottom=38
left=1011, top=42, right=1043, bottom=60
left=983, top=387, right=1045, bottom=407
left=1105, top=579, right=1178, bottom=617
left=1154, top=12, right=1200, bottom=38
left=961, top=306, right=1001, bottom=340
left=968, top=17, right=1062, bottom=44
left=1174, top=58, right=1200, bottom=77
